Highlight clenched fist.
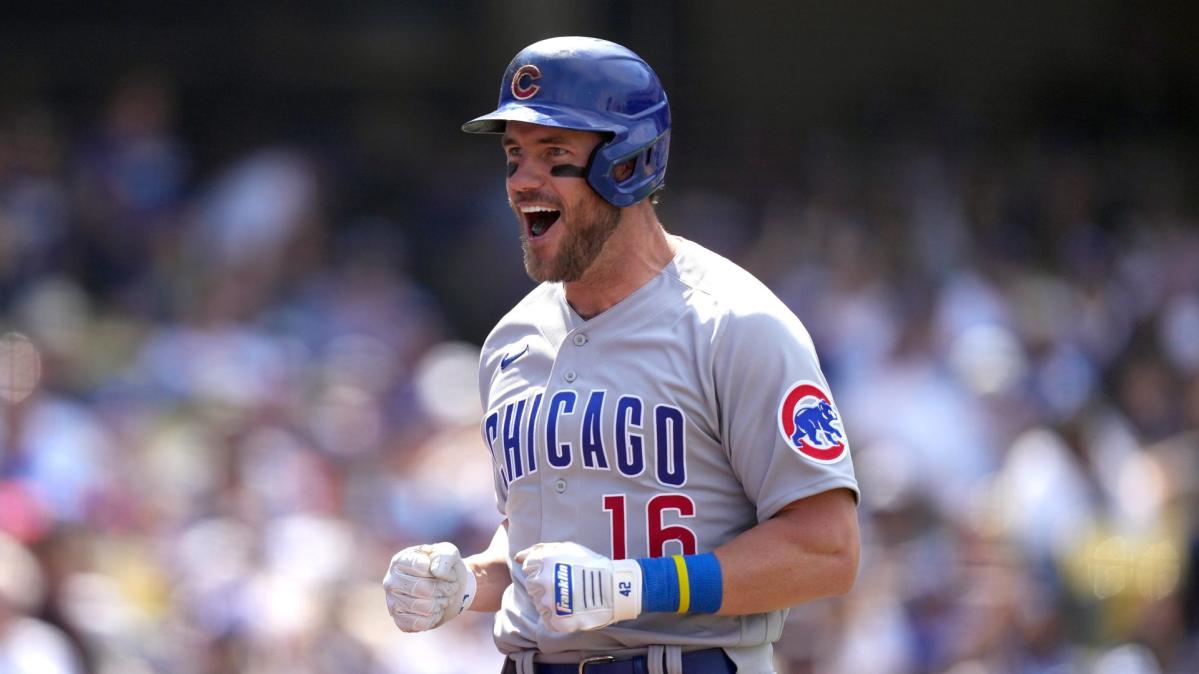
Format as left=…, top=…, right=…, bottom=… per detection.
left=516, top=541, right=642, bottom=633
left=383, top=542, right=477, bottom=632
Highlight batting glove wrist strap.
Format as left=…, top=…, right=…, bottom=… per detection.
left=459, top=564, right=478, bottom=612
left=610, top=559, right=643, bottom=622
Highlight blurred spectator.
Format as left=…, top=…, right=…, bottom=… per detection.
left=71, top=70, right=190, bottom=310
left=0, top=532, right=83, bottom=673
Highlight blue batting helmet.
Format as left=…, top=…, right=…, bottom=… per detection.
left=462, top=36, right=670, bottom=208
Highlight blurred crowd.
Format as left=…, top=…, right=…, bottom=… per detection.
left=1, top=69, right=1196, bottom=674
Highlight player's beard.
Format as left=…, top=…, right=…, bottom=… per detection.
left=519, top=191, right=621, bottom=283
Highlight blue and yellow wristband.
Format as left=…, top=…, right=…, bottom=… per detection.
left=636, top=552, right=723, bottom=614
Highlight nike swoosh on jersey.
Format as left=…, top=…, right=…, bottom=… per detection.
left=500, top=344, right=529, bottom=370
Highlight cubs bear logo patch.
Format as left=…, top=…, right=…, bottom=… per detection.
left=777, top=380, right=848, bottom=464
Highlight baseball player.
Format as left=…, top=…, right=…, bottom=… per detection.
left=384, top=37, right=860, bottom=674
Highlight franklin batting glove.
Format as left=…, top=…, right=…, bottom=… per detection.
left=516, top=541, right=642, bottom=632
left=383, top=542, right=477, bottom=632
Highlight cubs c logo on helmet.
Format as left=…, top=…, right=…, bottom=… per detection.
left=777, top=380, right=847, bottom=464
left=511, top=64, right=542, bottom=100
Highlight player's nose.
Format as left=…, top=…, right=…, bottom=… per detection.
left=506, top=159, right=545, bottom=191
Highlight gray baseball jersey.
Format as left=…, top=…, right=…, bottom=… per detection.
left=477, top=236, right=858, bottom=668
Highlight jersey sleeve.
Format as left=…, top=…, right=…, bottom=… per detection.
left=478, top=343, right=509, bottom=516
left=713, top=307, right=859, bottom=523
left=489, top=451, right=509, bottom=516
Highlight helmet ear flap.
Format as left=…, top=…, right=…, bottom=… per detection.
left=587, top=129, right=669, bottom=207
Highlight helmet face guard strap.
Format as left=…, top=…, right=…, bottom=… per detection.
left=463, top=37, right=671, bottom=208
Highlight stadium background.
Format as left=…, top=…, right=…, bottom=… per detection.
left=0, top=1, right=1197, bottom=672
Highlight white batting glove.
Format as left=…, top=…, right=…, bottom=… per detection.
left=383, top=542, right=477, bottom=632
left=516, top=542, right=642, bottom=632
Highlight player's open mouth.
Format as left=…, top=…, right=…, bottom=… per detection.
left=520, top=205, right=561, bottom=238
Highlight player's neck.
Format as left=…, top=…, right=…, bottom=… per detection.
left=564, top=207, right=676, bottom=320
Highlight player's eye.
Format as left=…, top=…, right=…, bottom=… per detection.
left=506, top=147, right=522, bottom=158
left=546, top=147, right=568, bottom=158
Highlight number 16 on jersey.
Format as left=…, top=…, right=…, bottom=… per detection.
left=602, top=493, right=698, bottom=560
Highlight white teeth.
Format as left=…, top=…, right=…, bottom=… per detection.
left=520, top=205, right=557, bottom=213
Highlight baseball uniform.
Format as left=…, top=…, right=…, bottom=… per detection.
left=478, top=236, right=859, bottom=670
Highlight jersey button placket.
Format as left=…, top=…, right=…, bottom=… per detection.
left=572, top=333, right=587, bottom=346
left=563, top=370, right=577, bottom=383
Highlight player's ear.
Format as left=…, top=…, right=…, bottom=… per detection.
left=613, top=158, right=635, bottom=182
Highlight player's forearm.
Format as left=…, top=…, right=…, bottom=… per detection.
left=464, top=521, right=512, bottom=612
left=714, top=487, right=859, bottom=615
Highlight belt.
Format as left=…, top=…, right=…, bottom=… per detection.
left=500, top=648, right=735, bottom=674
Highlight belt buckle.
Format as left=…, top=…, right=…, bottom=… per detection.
left=577, top=655, right=615, bottom=674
